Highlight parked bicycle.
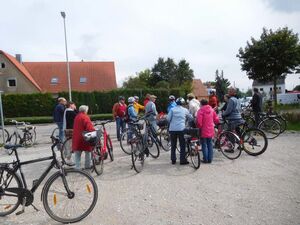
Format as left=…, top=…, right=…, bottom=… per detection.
left=0, top=136, right=98, bottom=223
left=7, top=120, right=36, bottom=148
left=0, top=127, right=9, bottom=148
left=50, top=127, right=59, bottom=144
left=183, top=128, right=201, bottom=169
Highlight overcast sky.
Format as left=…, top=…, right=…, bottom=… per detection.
left=1, top=0, right=300, bottom=91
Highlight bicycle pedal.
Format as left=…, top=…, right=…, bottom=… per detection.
left=16, top=209, right=25, bottom=215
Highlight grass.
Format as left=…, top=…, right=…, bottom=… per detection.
left=287, top=121, right=300, bottom=131
left=275, top=103, right=300, bottom=111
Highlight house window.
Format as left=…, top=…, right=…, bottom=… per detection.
left=1, top=63, right=5, bottom=68
left=80, top=77, right=87, bottom=83
left=7, top=78, right=16, bottom=87
left=51, top=77, right=59, bottom=84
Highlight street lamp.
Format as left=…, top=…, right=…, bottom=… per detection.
left=60, top=11, right=72, bottom=101
left=0, top=91, right=5, bottom=145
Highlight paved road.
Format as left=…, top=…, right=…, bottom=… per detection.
left=0, top=123, right=299, bottom=225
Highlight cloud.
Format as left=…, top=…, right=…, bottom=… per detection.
left=263, top=0, right=300, bottom=12
left=73, top=34, right=100, bottom=60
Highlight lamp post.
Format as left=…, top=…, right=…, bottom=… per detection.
left=60, top=11, right=72, bottom=101
left=0, top=91, right=5, bottom=145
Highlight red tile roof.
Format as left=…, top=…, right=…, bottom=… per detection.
left=23, top=61, right=117, bottom=93
left=0, top=50, right=42, bottom=91
left=192, top=79, right=208, bottom=99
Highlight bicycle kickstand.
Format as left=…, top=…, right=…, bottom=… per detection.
left=31, top=203, right=39, bottom=212
left=16, top=198, right=26, bottom=215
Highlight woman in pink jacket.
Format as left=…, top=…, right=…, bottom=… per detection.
left=196, top=99, right=220, bottom=163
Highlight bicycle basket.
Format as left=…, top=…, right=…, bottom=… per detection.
left=82, top=130, right=102, bottom=146
left=157, top=118, right=168, bottom=128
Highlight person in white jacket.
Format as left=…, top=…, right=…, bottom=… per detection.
left=187, top=93, right=200, bottom=117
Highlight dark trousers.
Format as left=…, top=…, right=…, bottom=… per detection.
left=116, top=117, right=125, bottom=140
left=254, top=111, right=260, bottom=128
left=170, top=131, right=186, bottom=163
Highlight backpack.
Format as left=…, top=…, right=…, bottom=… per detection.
left=124, top=105, right=133, bottom=122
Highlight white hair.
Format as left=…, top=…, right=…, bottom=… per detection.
left=79, top=105, right=89, bottom=113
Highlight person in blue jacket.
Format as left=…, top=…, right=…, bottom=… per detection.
left=167, top=95, right=177, bottom=113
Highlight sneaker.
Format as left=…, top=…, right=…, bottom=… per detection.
left=65, top=159, right=75, bottom=166
left=180, top=161, right=189, bottom=165
left=171, top=161, right=176, bottom=165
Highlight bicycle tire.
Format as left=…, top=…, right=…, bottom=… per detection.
left=0, top=129, right=9, bottom=148
left=24, top=129, right=36, bottom=146
left=277, top=116, right=287, bottom=133
left=106, top=136, right=114, bottom=161
left=242, top=128, right=268, bottom=156
left=0, top=167, right=22, bottom=216
left=189, top=143, right=200, bottom=169
left=61, top=137, right=73, bottom=166
left=119, top=129, right=132, bottom=155
left=131, top=139, right=144, bottom=173
left=258, top=118, right=281, bottom=139
left=218, top=131, right=242, bottom=160
left=42, top=169, right=98, bottom=223
left=159, top=127, right=171, bottom=151
left=51, top=128, right=59, bottom=144
left=147, top=134, right=160, bottom=158
left=92, top=147, right=104, bottom=176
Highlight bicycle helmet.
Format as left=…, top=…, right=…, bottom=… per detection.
left=176, top=97, right=185, bottom=105
left=128, top=97, right=135, bottom=103
left=134, top=96, right=139, bottom=100
left=169, top=95, right=175, bottom=101
left=119, top=96, right=125, bottom=101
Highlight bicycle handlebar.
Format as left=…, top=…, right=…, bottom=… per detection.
left=93, top=120, right=114, bottom=126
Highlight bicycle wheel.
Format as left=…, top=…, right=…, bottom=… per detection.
left=42, top=169, right=98, bottom=223
left=0, top=167, right=22, bottom=216
left=277, top=116, right=287, bottom=133
left=0, top=129, right=9, bottom=148
left=131, top=139, right=144, bottom=173
left=159, top=127, right=171, bottom=151
left=242, top=128, right=268, bottom=156
left=92, top=147, right=104, bottom=176
left=245, top=116, right=255, bottom=128
left=218, top=131, right=242, bottom=160
left=24, top=129, right=36, bottom=146
left=61, top=137, right=73, bottom=166
left=106, top=136, right=114, bottom=161
left=119, top=129, right=132, bottom=155
left=258, top=118, right=281, bottom=139
left=147, top=134, right=160, bottom=158
left=189, top=143, right=200, bottom=169
left=51, top=128, right=59, bottom=144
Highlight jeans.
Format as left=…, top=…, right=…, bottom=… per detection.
left=128, top=123, right=135, bottom=141
left=201, top=138, right=213, bottom=163
left=56, top=122, right=64, bottom=142
left=116, top=117, right=126, bottom=140
left=74, top=151, right=91, bottom=169
left=149, top=120, right=158, bottom=134
left=170, top=131, right=186, bottom=163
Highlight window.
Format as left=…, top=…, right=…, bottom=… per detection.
left=80, top=77, right=87, bottom=83
left=1, top=63, right=5, bottom=68
left=51, top=77, right=58, bottom=84
left=7, top=78, right=16, bottom=87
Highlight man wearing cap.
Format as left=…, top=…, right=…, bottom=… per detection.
left=53, top=97, right=67, bottom=141
left=145, top=95, right=158, bottom=132
left=112, top=96, right=127, bottom=141
left=187, top=93, right=200, bottom=117
left=133, top=96, right=145, bottom=114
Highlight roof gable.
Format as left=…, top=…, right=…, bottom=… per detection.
left=192, top=79, right=208, bottom=98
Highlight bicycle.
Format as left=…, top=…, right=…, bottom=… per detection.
left=50, top=127, right=59, bottom=144
left=7, top=120, right=36, bottom=148
left=183, top=128, right=201, bottom=169
left=0, top=127, right=9, bottom=148
left=0, top=136, right=98, bottom=223
left=129, top=117, right=159, bottom=173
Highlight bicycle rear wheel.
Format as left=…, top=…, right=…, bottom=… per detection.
left=258, top=118, right=281, bottom=139
left=61, top=137, right=73, bottom=166
left=92, top=147, right=104, bottom=175
left=24, top=129, right=36, bottom=146
left=277, top=116, right=287, bottom=133
left=147, top=135, right=160, bottom=158
left=0, top=129, right=9, bottom=148
left=131, top=139, right=144, bottom=173
left=218, top=131, right=242, bottom=160
left=0, top=167, right=22, bottom=216
left=242, top=128, right=268, bottom=156
left=189, top=142, right=200, bottom=169
left=159, top=127, right=171, bottom=151
left=106, top=136, right=114, bottom=161
left=51, top=128, right=59, bottom=144
left=42, top=169, right=98, bottom=223
left=120, top=129, right=132, bottom=155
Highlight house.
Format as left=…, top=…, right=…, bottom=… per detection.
left=192, top=79, right=209, bottom=100
left=252, top=78, right=285, bottom=99
left=0, top=50, right=117, bottom=95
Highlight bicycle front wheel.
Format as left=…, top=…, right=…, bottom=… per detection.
left=120, top=129, right=132, bottom=155
left=106, top=136, right=114, bottom=161
left=242, top=128, right=268, bottom=156
left=24, top=129, right=36, bottom=146
left=159, top=127, right=171, bottom=151
left=42, top=169, right=98, bottom=224
left=0, top=129, right=9, bottom=148
left=189, top=143, right=200, bottom=169
left=258, top=118, right=281, bottom=139
left=0, top=167, right=22, bottom=216
left=218, top=131, right=242, bottom=160
left=147, top=135, right=160, bottom=158
left=61, top=137, right=73, bottom=166
left=131, top=139, right=144, bottom=173
left=92, top=147, right=104, bottom=176
left=277, top=116, right=287, bottom=133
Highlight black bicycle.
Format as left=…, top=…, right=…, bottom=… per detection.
left=0, top=136, right=98, bottom=223
left=7, top=120, right=36, bottom=147
left=184, top=128, right=201, bottom=169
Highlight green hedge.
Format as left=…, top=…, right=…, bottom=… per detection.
left=2, top=88, right=186, bottom=117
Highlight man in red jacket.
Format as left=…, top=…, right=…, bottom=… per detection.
left=72, top=105, right=95, bottom=169
left=112, top=96, right=127, bottom=141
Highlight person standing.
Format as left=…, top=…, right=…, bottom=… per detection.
left=133, top=96, right=145, bottom=114
left=72, top=105, right=95, bottom=170
left=167, top=95, right=177, bottom=113
left=251, top=88, right=263, bottom=127
left=127, top=97, right=138, bottom=140
left=196, top=99, right=220, bottom=163
left=208, top=90, right=219, bottom=110
left=53, top=97, right=67, bottom=142
left=145, top=95, right=158, bottom=133
left=143, top=93, right=151, bottom=107
left=112, top=96, right=127, bottom=141
left=167, top=97, right=193, bottom=165
left=187, top=93, right=200, bottom=117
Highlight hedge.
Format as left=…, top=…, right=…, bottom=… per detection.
left=2, top=88, right=187, bottom=118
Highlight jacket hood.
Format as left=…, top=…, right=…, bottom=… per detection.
left=202, top=105, right=213, bottom=113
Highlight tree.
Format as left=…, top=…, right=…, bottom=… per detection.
left=174, top=59, right=194, bottom=87
left=215, top=70, right=231, bottom=102
left=150, top=57, right=177, bottom=86
left=123, top=69, right=151, bottom=88
left=237, top=27, right=300, bottom=106
left=294, top=85, right=300, bottom=91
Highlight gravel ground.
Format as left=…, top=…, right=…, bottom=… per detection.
left=0, top=123, right=299, bottom=225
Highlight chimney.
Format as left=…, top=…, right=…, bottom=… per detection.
left=16, top=54, right=22, bottom=63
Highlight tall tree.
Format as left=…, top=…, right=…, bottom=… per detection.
left=150, top=57, right=177, bottom=86
left=123, top=69, right=151, bottom=88
left=215, top=70, right=231, bottom=102
left=237, top=27, right=300, bottom=106
left=174, top=59, right=194, bottom=87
